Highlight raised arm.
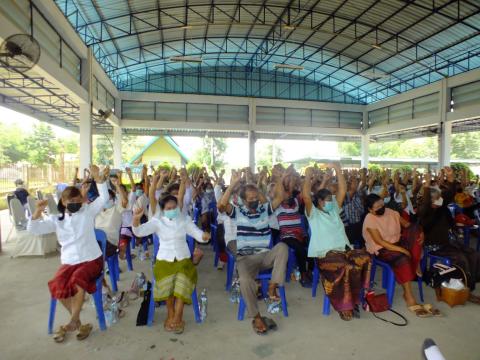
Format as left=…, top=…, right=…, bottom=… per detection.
left=218, top=170, right=241, bottom=214
left=27, top=200, right=56, bottom=235
left=302, top=167, right=314, bottom=217
left=125, top=167, right=135, bottom=191
left=178, top=168, right=188, bottom=211
left=330, top=163, right=346, bottom=207
left=112, top=177, right=128, bottom=208
left=72, top=167, right=79, bottom=186
left=87, top=165, right=110, bottom=215
left=149, top=171, right=160, bottom=215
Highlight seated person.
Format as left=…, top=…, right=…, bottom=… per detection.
left=132, top=194, right=210, bottom=334
left=27, top=165, right=109, bottom=342
left=95, top=177, right=128, bottom=257
left=273, top=169, right=313, bottom=287
left=218, top=171, right=288, bottom=335
left=303, top=164, right=371, bottom=321
left=418, top=167, right=480, bottom=303
left=363, top=193, right=441, bottom=318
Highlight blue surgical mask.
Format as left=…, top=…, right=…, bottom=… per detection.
left=323, top=201, right=334, bottom=212
left=164, top=207, right=180, bottom=220
left=104, top=200, right=114, bottom=210
left=135, top=189, right=143, bottom=197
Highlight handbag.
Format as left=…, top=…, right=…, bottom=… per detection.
left=423, top=263, right=464, bottom=289
left=363, top=290, right=408, bottom=326
left=136, top=281, right=152, bottom=326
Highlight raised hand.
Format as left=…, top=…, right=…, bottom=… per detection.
left=133, top=207, right=144, bottom=220
left=125, top=167, right=132, bottom=175
left=90, top=164, right=100, bottom=181
left=36, top=199, right=48, bottom=212
left=202, top=232, right=211, bottom=242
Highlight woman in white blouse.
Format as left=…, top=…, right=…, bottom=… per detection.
left=132, top=194, right=210, bottom=334
left=28, top=165, right=109, bottom=343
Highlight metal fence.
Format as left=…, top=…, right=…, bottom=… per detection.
left=0, top=162, right=78, bottom=194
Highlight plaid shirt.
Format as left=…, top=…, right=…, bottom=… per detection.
left=342, top=190, right=364, bottom=225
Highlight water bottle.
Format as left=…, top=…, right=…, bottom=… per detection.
left=105, top=309, right=113, bottom=327
left=229, top=278, right=240, bottom=304
left=265, top=297, right=281, bottom=314
left=199, top=288, right=208, bottom=322
left=294, top=267, right=301, bottom=282
left=137, top=247, right=146, bottom=261
left=110, top=298, right=119, bottom=324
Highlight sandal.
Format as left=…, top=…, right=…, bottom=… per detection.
left=262, top=317, right=277, bottom=331
left=408, top=305, right=432, bottom=318
left=252, top=317, right=268, bottom=336
left=422, top=304, right=442, bottom=317
left=164, top=320, right=175, bottom=332
left=76, top=324, right=93, bottom=341
left=53, top=326, right=68, bottom=343
left=173, top=321, right=185, bottom=335
left=468, top=294, right=480, bottom=305
left=338, top=311, right=353, bottom=321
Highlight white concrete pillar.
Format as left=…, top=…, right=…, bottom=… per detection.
left=438, top=78, right=451, bottom=167
left=79, top=103, right=92, bottom=171
left=439, top=121, right=452, bottom=167
left=113, top=126, right=122, bottom=168
left=248, top=130, right=256, bottom=171
left=361, top=134, right=370, bottom=168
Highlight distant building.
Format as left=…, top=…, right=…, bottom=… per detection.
left=128, top=136, right=188, bottom=167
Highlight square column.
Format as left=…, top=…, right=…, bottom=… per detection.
left=113, top=126, right=122, bottom=168
left=361, top=134, right=369, bottom=168
left=79, top=103, right=92, bottom=171
left=439, top=121, right=452, bottom=167
left=248, top=130, right=256, bottom=171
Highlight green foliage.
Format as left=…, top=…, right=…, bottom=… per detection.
left=451, top=163, right=474, bottom=181
left=0, top=123, right=29, bottom=163
left=24, top=124, right=59, bottom=166
left=256, top=143, right=284, bottom=168
left=157, top=161, right=172, bottom=171
left=193, top=137, right=227, bottom=168
left=338, top=142, right=361, bottom=156
left=122, top=135, right=148, bottom=164
left=59, top=137, right=79, bottom=154
left=451, top=132, right=480, bottom=159
left=368, top=164, right=383, bottom=173
left=186, top=161, right=202, bottom=174
left=93, top=135, right=113, bottom=165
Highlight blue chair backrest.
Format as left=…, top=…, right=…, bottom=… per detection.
left=94, top=228, right=107, bottom=260
left=153, top=234, right=160, bottom=259
left=208, top=201, right=218, bottom=221
left=186, top=235, right=195, bottom=257
left=193, top=207, right=201, bottom=224
left=447, top=203, right=459, bottom=217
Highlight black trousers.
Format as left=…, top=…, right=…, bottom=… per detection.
left=345, top=221, right=365, bottom=248
left=281, top=236, right=313, bottom=273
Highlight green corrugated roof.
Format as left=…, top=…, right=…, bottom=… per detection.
left=127, top=136, right=189, bottom=165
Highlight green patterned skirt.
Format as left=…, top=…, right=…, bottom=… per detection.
left=153, top=258, right=197, bottom=304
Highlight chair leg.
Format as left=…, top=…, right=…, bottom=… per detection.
left=279, top=286, right=288, bottom=317
left=191, top=288, right=202, bottom=323
left=147, top=281, right=155, bottom=327
left=225, top=256, right=234, bottom=291
left=238, top=296, right=246, bottom=321
left=107, top=258, right=118, bottom=292
left=93, top=278, right=106, bottom=331
left=48, top=298, right=57, bottom=334
left=386, top=267, right=396, bottom=307
left=125, top=239, right=133, bottom=271
left=417, top=277, right=424, bottom=303
left=369, top=261, right=377, bottom=288
left=322, top=295, right=330, bottom=316
left=143, top=238, right=148, bottom=251
left=312, top=266, right=320, bottom=298
left=114, top=255, right=120, bottom=281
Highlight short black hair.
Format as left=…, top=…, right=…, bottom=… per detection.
left=159, top=194, right=178, bottom=210
left=365, top=193, right=382, bottom=210
left=313, top=189, right=331, bottom=206
left=240, top=183, right=258, bottom=200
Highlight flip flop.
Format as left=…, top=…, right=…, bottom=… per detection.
left=252, top=318, right=268, bottom=335
left=173, top=321, right=185, bottom=335
left=76, top=324, right=93, bottom=341
left=53, top=326, right=68, bottom=343
left=408, top=305, right=432, bottom=318
left=261, top=317, right=277, bottom=331
left=422, top=304, right=442, bottom=317
left=164, top=320, right=175, bottom=332
left=338, top=311, right=354, bottom=321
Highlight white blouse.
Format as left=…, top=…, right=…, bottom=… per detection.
left=133, top=213, right=206, bottom=262
left=27, top=182, right=109, bottom=265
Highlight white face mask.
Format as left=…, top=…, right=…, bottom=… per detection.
left=433, top=197, right=444, bottom=207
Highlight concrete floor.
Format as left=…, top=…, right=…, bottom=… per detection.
left=0, top=214, right=479, bottom=360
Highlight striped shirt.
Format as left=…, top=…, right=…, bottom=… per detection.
left=275, top=198, right=306, bottom=242
left=229, top=202, right=272, bottom=251
left=342, top=191, right=365, bottom=225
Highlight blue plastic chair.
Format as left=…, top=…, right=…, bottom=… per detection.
left=147, top=234, right=201, bottom=326
left=310, top=265, right=334, bottom=315
left=237, top=270, right=289, bottom=320
left=211, top=223, right=219, bottom=267
left=369, top=257, right=425, bottom=306
left=48, top=230, right=107, bottom=334
left=285, top=247, right=298, bottom=282
left=94, top=229, right=119, bottom=292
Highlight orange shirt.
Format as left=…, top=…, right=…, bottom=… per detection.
left=362, top=208, right=401, bottom=255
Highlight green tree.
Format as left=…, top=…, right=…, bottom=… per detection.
left=25, top=124, right=58, bottom=166
left=0, top=123, right=29, bottom=163
left=451, top=132, right=480, bottom=159
left=58, top=136, right=79, bottom=154
left=93, top=135, right=113, bottom=165
left=193, top=137, right=227, bottom=168
left=257, top=142, right=284, bottom=168
left=338, top=142, right=361, bottom=156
